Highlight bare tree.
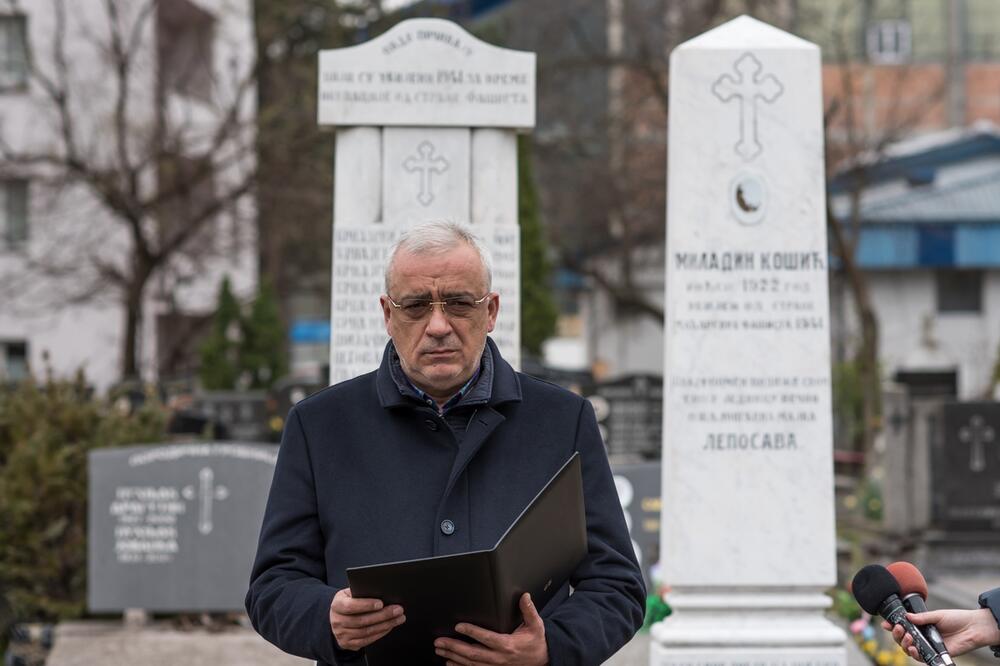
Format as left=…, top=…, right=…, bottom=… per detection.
left=0, top=0, right=257, bottom=381
left=822, top=0, right=947, bottom=460
left=253, top=0, right=391, bottom=327
left=499, top=0, right=750, bottom=324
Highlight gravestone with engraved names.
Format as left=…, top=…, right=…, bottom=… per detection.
left=922, top=402, right=1000, bottom=573
left=595, top=375, right=663, bottom=459
left=318, top=19, right=535, bottom=384
left=938, top=402, right=1000, bottom=531
left=651, top=16, right=846, bottom=665
left=881, top=394, right=1000, bottom=576
left=88, top=443, right=278, bottom=611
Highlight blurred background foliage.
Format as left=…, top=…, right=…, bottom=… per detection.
left=0, top=374, right=167, bottom=650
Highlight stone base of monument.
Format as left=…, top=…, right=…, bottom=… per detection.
left=650, top=591, right=847, bottom=666
left=45, top=620, right=310, bottom=666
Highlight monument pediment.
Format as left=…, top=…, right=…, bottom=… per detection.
left=676, top=14, right=818, bottom=52
left=318, top=18, right=535, bottom=128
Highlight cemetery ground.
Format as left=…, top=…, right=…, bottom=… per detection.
left=25, top=616, right=877, bottom=666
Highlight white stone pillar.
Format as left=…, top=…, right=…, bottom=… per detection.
left=652, top=16, right=846, bottom=665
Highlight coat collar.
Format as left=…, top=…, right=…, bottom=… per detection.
left=375, top=337, right=522, bottom=410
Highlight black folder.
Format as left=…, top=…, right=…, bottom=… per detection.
left=346, top=453, right=587, bottom=666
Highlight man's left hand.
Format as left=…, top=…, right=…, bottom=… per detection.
left=434, top=593, right=548, bottom=666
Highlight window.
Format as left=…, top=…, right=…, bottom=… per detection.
left=0, top=340, right=28, bottom=383
left=157, top=0, right=215, bottom=102
left=936, top=270, right=982, bottom=314
left=0, top=180, right=28, bottom=249
left=0, top=14, right=28, bottom=90
left=866, top=20, right=912, bottom=64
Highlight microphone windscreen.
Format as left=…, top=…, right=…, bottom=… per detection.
left=852, top=564, right=901, bottom=615
left=887, top=561, right=928, bottom=600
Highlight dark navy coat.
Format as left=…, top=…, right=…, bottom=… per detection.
left=246, top=339, right=645, bottom=665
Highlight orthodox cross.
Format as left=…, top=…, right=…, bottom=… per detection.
left=182, top=467, right=230, bottom=535
left=958, top=414, right=995, bottom=473
left=403, top=141, right=449, bottom=206
left=712, top=52, right=784, bottom=161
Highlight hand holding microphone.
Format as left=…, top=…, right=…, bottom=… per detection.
left=884, top=607, right=999, bottom=661
left=854, top=561, right=1000, bottom=663
left=883, top=562, right=953, bottom=665
left=851, top=564, right=948, bottom=666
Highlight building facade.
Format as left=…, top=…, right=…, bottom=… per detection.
left=0, top=0, right=257, bottom=392
left=830, top=124, right=1000, bottom=399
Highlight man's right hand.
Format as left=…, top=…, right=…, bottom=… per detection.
left=329, top=588, right=405, bottom=651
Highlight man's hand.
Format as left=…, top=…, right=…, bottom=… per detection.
left=881, top=608, right=1000, bottom=661
left=329, top=588, right=405, bottom=651
left=434, top=593, right=548, bottom=666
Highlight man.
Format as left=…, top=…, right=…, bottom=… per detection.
left=884, top=586, right=1000, bottom=661
left=246, top=221, right=645, bottom=665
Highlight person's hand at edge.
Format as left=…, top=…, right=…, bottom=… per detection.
left=434, top=592, right=548, bottom=665
left=329, top=588, right=405, bottom=651
left=881, top=608, right=1000, bottom=661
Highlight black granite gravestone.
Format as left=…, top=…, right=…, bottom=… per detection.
left=921, top=402, right=1000, bottom=574
left=936, top=402, right=1000, bottom=531
left=611, top=462, right=661, bottom=591
left=593, top=375, right=663, bottom=459
left=88, top=442, right=277, bottom=612
left=192, top=392, right=269, bottom=441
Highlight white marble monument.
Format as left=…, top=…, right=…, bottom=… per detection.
left=651, top=16, right=847, bottom=665
left=318, top=19, right=534, bottom=383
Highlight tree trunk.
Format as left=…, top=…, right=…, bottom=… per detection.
left=121, top=258, right=153, bottom=382
left=828, top=205, right=881, bottom=466
left=122, top=286, right=144, bottom=382
left=858, top=306, right=881, bottom=463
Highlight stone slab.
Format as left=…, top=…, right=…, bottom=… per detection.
left=334, top=127, right=381, bottom=226
left=598, top=375, right=663, bottom=457
left=471, top=129, right=517, bottom=226
left=46, top=621, right=310, bottom=666
left=937, top=402, right=1000, bottom=531
left=611, top=461, right=662, bottom=590
left=650, top=645, right=846, bottom=666
left=382, top=127, right=471, bottom=223
left=88, top=443, right=277, bottom=612
left=318, top=18, right=535, bottom=128
left=661, top=15, right=835, bottom=588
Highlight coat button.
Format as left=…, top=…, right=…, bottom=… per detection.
left=424, top=419, right=439, bottom=431
left=440, top=519, right=455, bottom=535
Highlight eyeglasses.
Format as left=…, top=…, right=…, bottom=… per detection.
left=386, top=293, right=492, bottom=321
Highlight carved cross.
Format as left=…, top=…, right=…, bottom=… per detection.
left=182, top=467, right=230, bottom=535
left=403, top=141, right=449, bottom=206
left=711, top=53, right=784, bottom=161
left=958, top=414, right=995, bottom=473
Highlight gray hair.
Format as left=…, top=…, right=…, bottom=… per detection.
left=384, top=221, right=493, bottom=294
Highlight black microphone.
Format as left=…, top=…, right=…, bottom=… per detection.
left=887, top=561, right=954, bottom=665
left=852, top=564, right=946, bottom=666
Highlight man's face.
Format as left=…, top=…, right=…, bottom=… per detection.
left=381, top=243, right=499, bottom=399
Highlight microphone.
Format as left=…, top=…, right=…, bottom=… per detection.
left=887, top=562, right=954, bottom=665
left=852, top=564, right=947, bottom=666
